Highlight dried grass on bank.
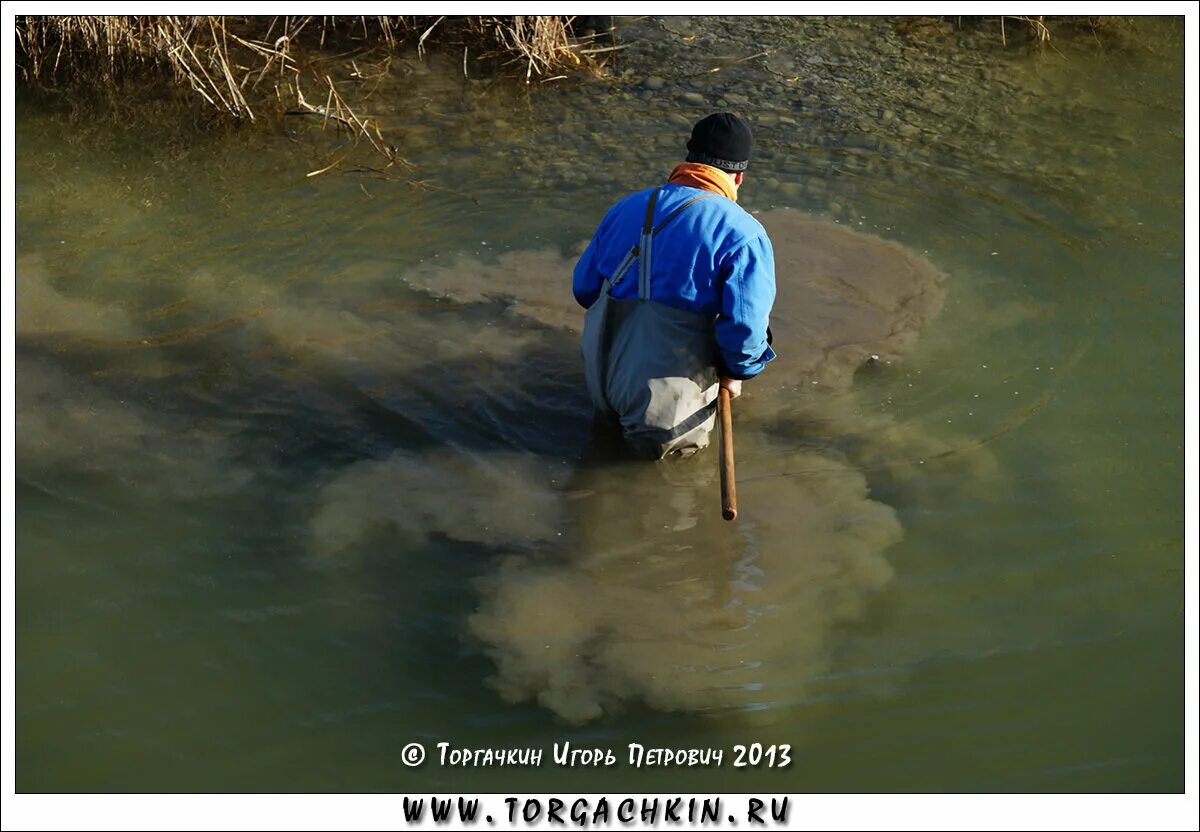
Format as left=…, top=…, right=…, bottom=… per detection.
left=15, top=15, right=605, bottom=168
left=939, top=15, right=1137, bottom=48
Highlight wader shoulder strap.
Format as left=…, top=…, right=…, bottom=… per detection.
left=652, top=194, right=714, bottom=234
left=609, top=189, right=714, bottom=295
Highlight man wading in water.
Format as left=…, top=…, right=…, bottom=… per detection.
left=573, top=112, right=777, bottom=459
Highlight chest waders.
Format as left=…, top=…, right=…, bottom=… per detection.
left=580, top=188, right=720, bottom=459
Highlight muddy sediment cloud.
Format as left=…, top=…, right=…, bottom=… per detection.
left=17, top=257, right=138, bottom=340
left=308, top=451, right=566, bottom=557
left=16, top=360, right=250, bottom=498
left=19, top=208, right=979, bottom=723
left=468, top=445, right=901, bottom=724
left=399, top=248, right=588, bottom=334
left=762, top=209, right=947, bottom=389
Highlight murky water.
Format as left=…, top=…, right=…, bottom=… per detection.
left=15, top=17, right=1183, bottom=791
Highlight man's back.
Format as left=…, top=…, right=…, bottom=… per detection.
left=573, top=182, right=776, bottom=381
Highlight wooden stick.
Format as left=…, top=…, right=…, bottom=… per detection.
left=718, top=386, right=737, bottom=521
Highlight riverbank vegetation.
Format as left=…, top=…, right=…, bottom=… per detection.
left=940, top=14, right=1135, bottom=48
left=16, top=16, right=609, bottom=113
left=16, top=15, right=611, bottom=166
left=16, top=14, right=1139, bottom=119
left=15, top=14, right=1142, bottom=179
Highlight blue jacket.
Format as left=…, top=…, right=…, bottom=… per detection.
left=573, top=183, right=777, bottom=380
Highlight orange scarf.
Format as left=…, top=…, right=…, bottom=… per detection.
left=667, top=162, right=738, bottom=202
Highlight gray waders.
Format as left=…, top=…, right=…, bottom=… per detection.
left=581, top=188, right=721, bottom=460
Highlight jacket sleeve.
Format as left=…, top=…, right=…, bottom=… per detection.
left=715, top=232, right=777, bottom=380
left=572, top=208, right=614, bottom=309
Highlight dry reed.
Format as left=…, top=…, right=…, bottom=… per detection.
left=940, top=15, right=1131, bottom=48
left=16, top=15, right=603, bottom=168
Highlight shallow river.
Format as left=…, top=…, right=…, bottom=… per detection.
left=15, top=17, right=1183, bottom=791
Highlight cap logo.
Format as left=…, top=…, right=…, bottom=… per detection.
left=685, top=152, right=749, bottom=172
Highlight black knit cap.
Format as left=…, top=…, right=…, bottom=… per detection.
left=685, top=112, right=753, bottom=172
